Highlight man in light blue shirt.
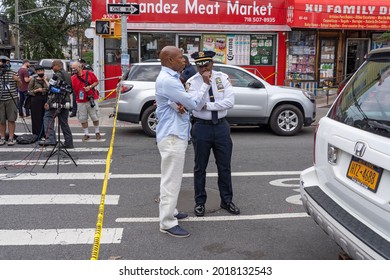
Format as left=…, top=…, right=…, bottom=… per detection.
left=156, top=46, right=208, bottom=238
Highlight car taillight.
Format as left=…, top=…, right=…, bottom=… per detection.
left=120, top=84, right=133, bottom=93
left=313, top=123, right=319, bottom=165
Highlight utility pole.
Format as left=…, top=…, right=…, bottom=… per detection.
left=15, top=0, right=19, bottom=59
left=120, top=0, right=129, bottom=74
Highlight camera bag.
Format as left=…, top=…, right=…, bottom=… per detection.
left=16, top=133, right=38, bottom=144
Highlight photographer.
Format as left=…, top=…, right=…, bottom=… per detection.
left=70, top=61, right=100, bottom=141
left=0, top=56, right=22, bottom=146
left=28, top=65, right=49, bottom=139
left=39, top=60, right=74, bottom=148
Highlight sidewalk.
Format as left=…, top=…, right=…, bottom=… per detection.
left=315, top=88, right=338, bottom=108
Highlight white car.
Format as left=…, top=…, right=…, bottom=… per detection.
left=300, top=47, right=390, bottom=259
left=117, top=62, right=316, bottom=136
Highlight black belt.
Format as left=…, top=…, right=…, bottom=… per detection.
left=193, top=117, right=225, bottom=125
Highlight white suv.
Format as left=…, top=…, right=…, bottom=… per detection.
left=117, top=62, right=316, bottom=137
left=300, top=47, right=390, bottom=259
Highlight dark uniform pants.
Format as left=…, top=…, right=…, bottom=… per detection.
left=191, top=118, right=233, bottom=205
left=30, top=94, right=47, bottom=137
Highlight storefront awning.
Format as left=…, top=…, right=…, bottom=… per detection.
left=125, top=23, right=291, bottom=32
left=288, top=0, right=390, bottom=30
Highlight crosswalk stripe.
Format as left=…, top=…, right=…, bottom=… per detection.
left=15, top=133, right=106, bottom=136
left=0, top=147, right=109, bottom=152
left=0, top=195, right=119, bottom=205
left=116, top=213, right=309, bottom=223
left=0, top=159, right=108, bottom=166
left=0, top=173, right=106, bottom=180
left=0, top=228, right=123, bottom=245
left=0, top=171, right=302, bottom=181
left=73, top=139, right=106, bottom=142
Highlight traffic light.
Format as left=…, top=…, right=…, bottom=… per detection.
left=95, top=20, right=111, bottom=35
left=113, top=21, right=121, bottom=37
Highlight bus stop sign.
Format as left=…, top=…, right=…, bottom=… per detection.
left=107, top=4, right=140, bottom=15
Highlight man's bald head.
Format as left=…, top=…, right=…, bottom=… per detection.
left=159, top=46, right=185, bottom=72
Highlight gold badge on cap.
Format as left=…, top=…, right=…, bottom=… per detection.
left=199, top=52, right=205, bottom=58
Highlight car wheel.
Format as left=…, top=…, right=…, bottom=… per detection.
left=269, top=104, right=303, bottom=136
left=141, top=105, right=157, bottom=137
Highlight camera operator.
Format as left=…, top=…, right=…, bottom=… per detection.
left=0, top=56, right=22, bottom=146
left=71, top=61, right=100, bottom=141
left=39, top=60, right=74, bottom=148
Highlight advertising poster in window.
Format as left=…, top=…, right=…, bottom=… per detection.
left=202, top=34, right=226, bottom=63
left=226, top=35, right=250, bottom=65
left=250, top=35, right=274, bottom=65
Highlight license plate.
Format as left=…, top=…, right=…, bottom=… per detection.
left=347, top=156, right=383, bottom=193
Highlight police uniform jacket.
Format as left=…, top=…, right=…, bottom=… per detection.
left=186, top=70, right=234, bottom=120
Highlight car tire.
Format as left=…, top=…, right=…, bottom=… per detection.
left=141, top=105, right=157, bottom=137
left=269, top=104, right=303, bottom=136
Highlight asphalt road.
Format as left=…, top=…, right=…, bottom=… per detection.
left=0, top=106, right=341, bottom=260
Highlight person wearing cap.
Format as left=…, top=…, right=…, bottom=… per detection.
left=156, top=46, right=208, bottom=238
left=187, top=50, right=240, bottom=217
left=71, top=61, right=100, bottom=141
left=17, top=59, right=32, bottom=118
left=27, top=65, right=49, bottom=138
left=0, top=56, right=22, bottom=146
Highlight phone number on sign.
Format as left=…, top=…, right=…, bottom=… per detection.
left=244, top=17, right=276, bottom=23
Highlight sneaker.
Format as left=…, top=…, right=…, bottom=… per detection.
left=7, top=138, right=16, bottom=146
left=174, top=212, right=188, bottom=220
left=69, top=112, right=76, bottom=118
left=38, top=138, right=56, bottom=147
left=82, top=135, right=90, bottom=142
left=0, top=138, right=6, bottom=146
left=95, top=133, right=101, bottom=140
left=160, top=225, right=190, bottom=238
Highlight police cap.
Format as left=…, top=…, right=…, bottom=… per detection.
left=191, top=51, right=216, bottom=66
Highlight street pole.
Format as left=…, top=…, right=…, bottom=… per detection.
left=120, top=0, right=129, bottom=75
left=15, top=0, right=19, bottom=59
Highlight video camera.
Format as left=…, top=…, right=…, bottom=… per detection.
left=0, top=58, right=11, bottom=75
left=48, top=74, right=73, bottom=109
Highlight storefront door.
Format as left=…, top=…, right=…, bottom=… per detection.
left=318, top=38, right=338, bottom=87
left=346, top=38, right=369, bottom=77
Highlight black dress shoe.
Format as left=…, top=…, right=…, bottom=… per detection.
left=194, top=204, right=205, bottom=216
left=220, top=201, right=240, bottom=215
left=69, top=112, right=76, bottom=117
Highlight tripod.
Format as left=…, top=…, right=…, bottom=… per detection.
left=42, top=106, right=77, bottom=174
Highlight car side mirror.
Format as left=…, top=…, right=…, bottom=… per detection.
left=248, top=81, right=264, bottom=88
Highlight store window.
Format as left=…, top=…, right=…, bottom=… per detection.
left=250, top=34, right=276, bottom=66
left=201, top=34, right=275, bottom=66
left=287, top=31, right=316, bottom=81
left=140, top=33, right=175, bottom=61
left=104, top=32, right=139, bottom=64
left=179, top=35, right=201, bottom=57
left=105, top=38, right=121, bottom=64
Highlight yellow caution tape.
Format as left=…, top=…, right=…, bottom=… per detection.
left=90, top=92, right=120, bottom=260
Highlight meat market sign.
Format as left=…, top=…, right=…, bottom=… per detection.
left=92, top=0, right=286, bottom=25
left=288, top=0, right=390, bottom=30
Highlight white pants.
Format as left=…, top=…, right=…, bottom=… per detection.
left=157, top=135, right=188, bottom=230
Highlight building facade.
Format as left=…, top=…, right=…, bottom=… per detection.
left=91, top=0, right=390, bottom=97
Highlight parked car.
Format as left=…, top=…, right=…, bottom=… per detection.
left=116, top=62, right=316, bottom=137
left=38, top=58, right=71, bottom=79
left=300, top=47, right=390, bottom=259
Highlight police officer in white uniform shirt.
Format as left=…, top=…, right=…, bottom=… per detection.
left=186, top=51, right=240, bottom=217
